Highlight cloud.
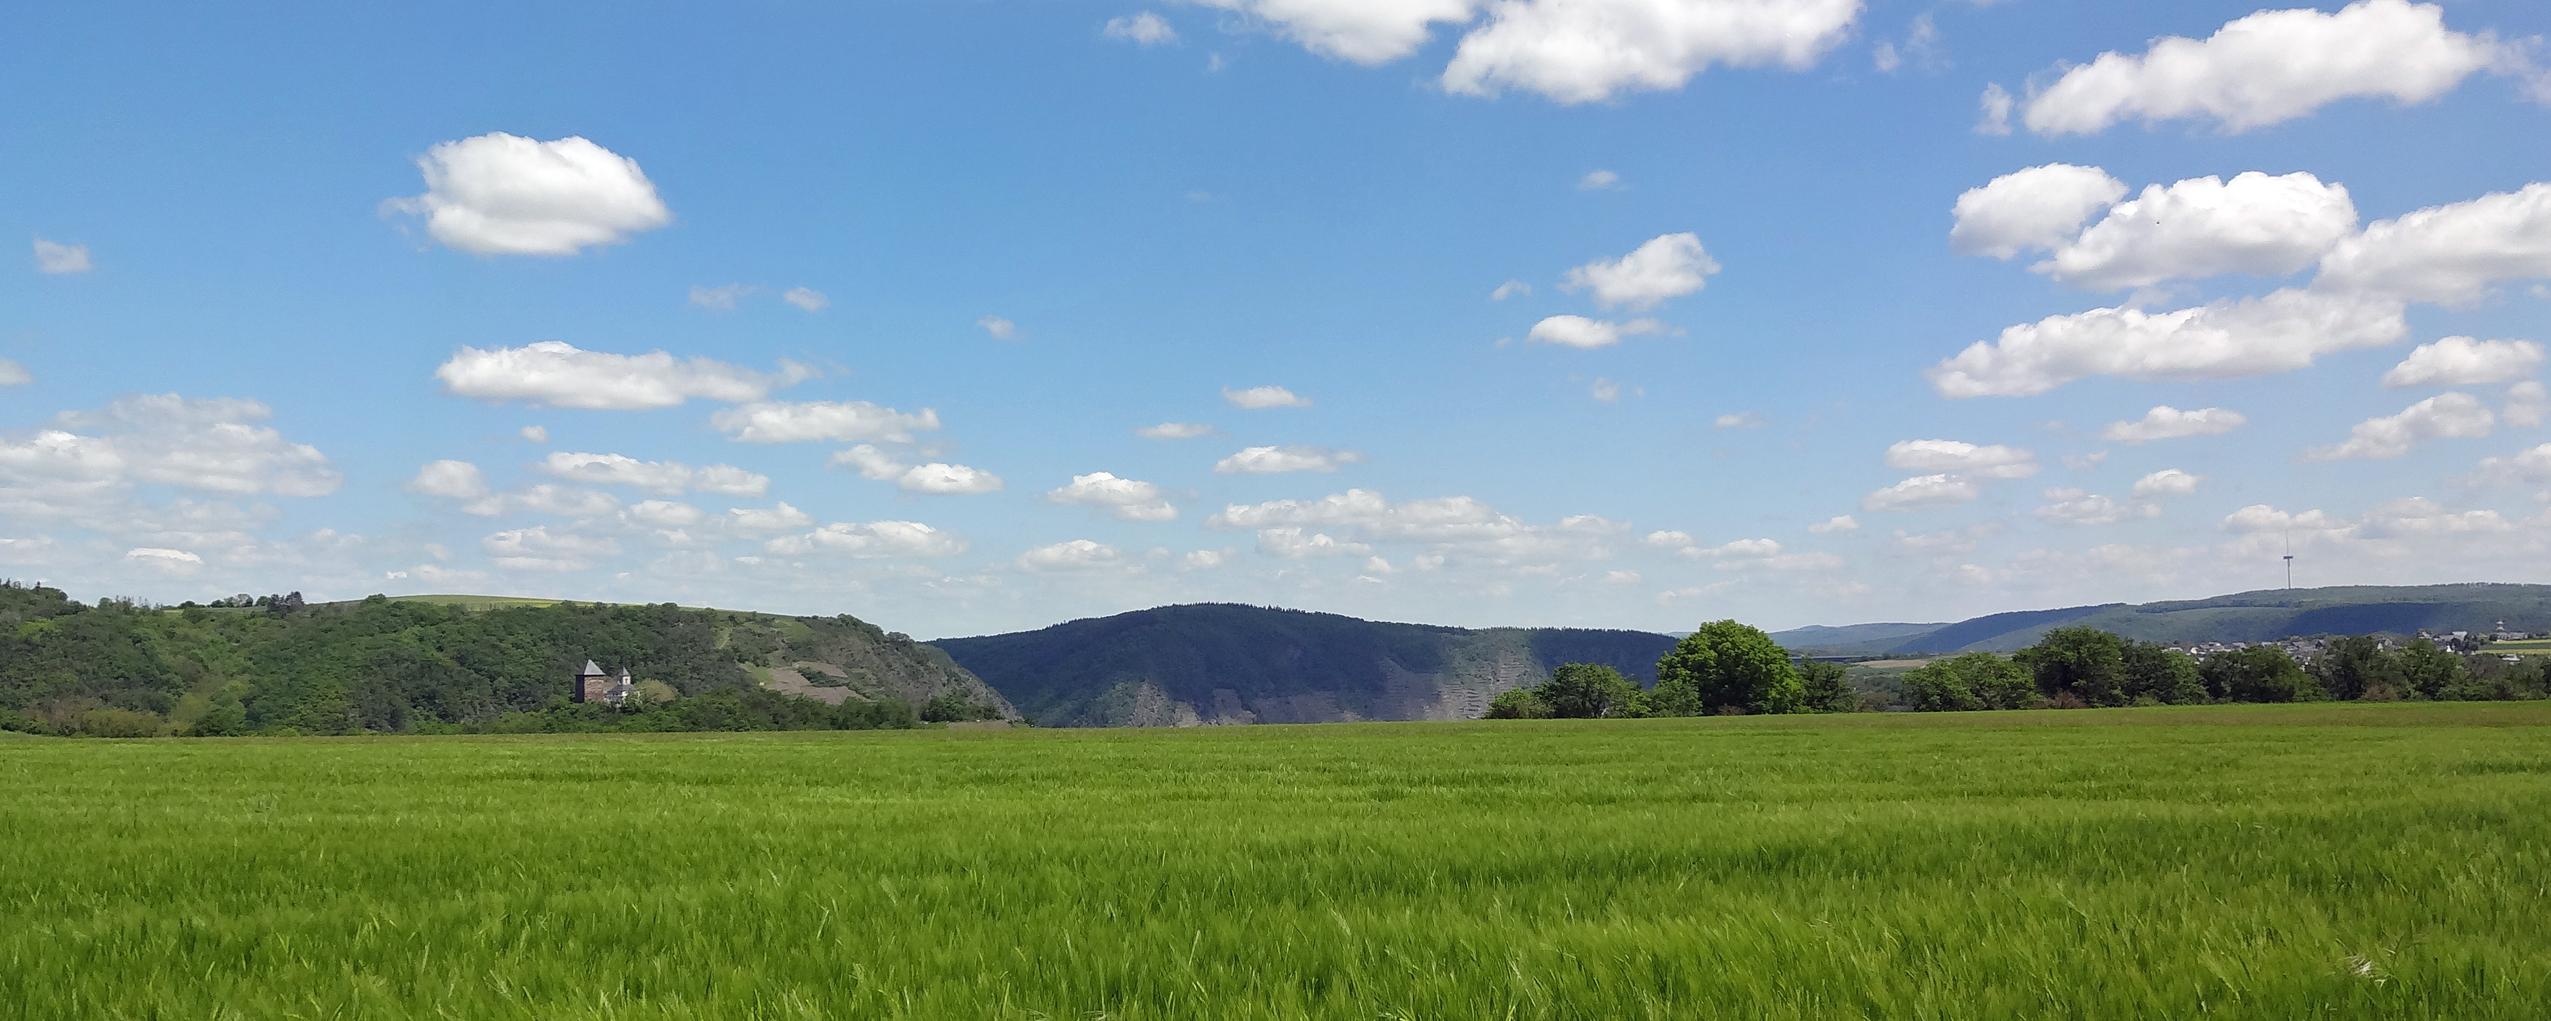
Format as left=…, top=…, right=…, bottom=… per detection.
left=2319, top=183, right=2551, bottom=304
left=124, top=547, right=203, bottom=573
left=2035, top=488, right=2157, bottom=526
left=782, top=287, right=829, bottom=312
left=1104, top=11, right=1178, bottom=45
left=2103, top=406, right=2249, bottom=443
left=539, top=451, right=770, bottom=496
left=2476, top=443, right=2551, bottom=486
left=483, top=525, right=620, bottom=572
left=1528, top=315, right=1665, bottom=349
left=1714, top=411, right=1765, bottom=430
left=2132, top=469, right=2203, bottom=497
left=407, top=460, right=490, bottom=501
left=1561, top=232, right=1719, bottom=310
left=688, top=284, right=753, bottom=310
left=1184, top=549, right=1228, bottom=570
left=626, top=500, right=708, bottom=529
left=1809, top=515, right=1860, bottom=534
left=2019, top=0, right=2509, bottom=136
left=1191, top=0, right=1476, bottom=65
left=459, top=484, right=620, bottom=520
left=1884, top=439, right=2037, bottom=479
left=1975, top=83, right=2014, bottom=136
left=1048, top=472, right=1177, bottom=522
left=1578, top=169, right=1621, bottom=191
left=1222, top=385, right=1310, bottom=409
left=828, top=445, right=1003, bottom=494
left=711, top=400, right=941, bottom=443
left=1950, top=164, right=2127, bottom=259
left=2384, top=337, right=2545, bottom=387
left=2038, top=172, right=2358, bottom=290
left=2308, top=392, right=2495, bottom=460
left=1929, top=289, right=2407, bottom=398
left=25, top=395, right=343, bottom=499
left=1590, top=379, right=1622, bottom=403
left=1644, top=530, right=1694, bottom=548
left=898, top=462, right=1004, bottom=495
left=1213, top=445, right=1363, bottom=474
left=33, top=238, right=92, bottom=274
left=1489, top=279, right=1532, bottom=301
left=519, top=425, right=549, bottom=444
left=386, top=133, right=670, bottom=255
left=1441, top=0, right=1863, bottom=104
left=977, top=315, right=1019, bottom=340
left=0, top=359, right=28, bottom=386
left=1863, top=474, right=1979, bottom=512
left=1136, top=421, right=1215, bottom=440
left=723, top=503, right=810, bottom=533
left=438, top=342, right=810, bottom=410
left=2222, top=504, right=2350, bottom=535
left=1211, top=490, right=1604, bottom=567
left=766, top=520, right=966, bottom=558
left=1019, top=539, right=1123, bottom=571
left=2509, top=382, right=2548, bottom=428
left=1256, top=527, right=1374, bottom=559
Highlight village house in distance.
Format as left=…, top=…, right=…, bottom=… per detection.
left=573, top=660, right=635, bottom=707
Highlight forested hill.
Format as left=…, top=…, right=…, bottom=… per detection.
left=0, top=584, right=1015, bottom=737
left=934, top=603, right=1678, bottom=727
left=1776, top=584, right=2551, bottom=657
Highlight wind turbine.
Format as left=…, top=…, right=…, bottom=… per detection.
left=2283, top=531, right=2295, bottom=591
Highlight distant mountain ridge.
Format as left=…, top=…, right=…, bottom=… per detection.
left=935, top=604, right=1676, bottom=727
left=1775, top=584, right=2551, bottom=657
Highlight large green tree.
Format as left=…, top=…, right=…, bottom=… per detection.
left=1484, top=687, right=1551, bottom=719
left=2122, top=641, right=2207, bottom=705
left=2397, top=639, right=2467, bottom=700
left=1536, top=662, right=1641, bottom=719
left=2313, top=635, right=2404, bottom=701
left=2199, top=647, right=2318, bottom=703
left=1796, top=661, right=1858, bottom=713
left=2020, top=628, right=2131, bottom=707
left=1652, top=621, right=1804, bottom=715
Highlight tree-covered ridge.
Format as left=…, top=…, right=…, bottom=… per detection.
left=1491, top=622, right=2551, bottom=722
left=0, top=583, right=1012, bottom=737
left=935, top=603, right=1678, bottom=727
left=1776, top=583, right=2551, bottom=656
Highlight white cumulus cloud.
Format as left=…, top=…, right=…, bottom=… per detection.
left=1562, top=232, right=1719, bottom=310
left=438, top=342, right=810, bottom=411
left=2019, top=0, right=2510, bottom=136
left=1213, top=445, right=1363, bottom=474
left=2132, top=469, right=2203, bottom=497
left=711, top=400, right=941, bottom=443
left=1441, top=0, right=1863, bottom=104
left=1222, top=385, right=1310, bottom=409
left=1884, top=439, right=2037, bottom=479
left=387, top=133, right=670, bottom=255
left=1862, top=474, right=1979, bottom=512
left=1137, top=422, right=1215, bottom=440
left=2039, top=171, right=2358, bottom=290
left=1048, top=472, right=1177, bottom=522
left=2319, top=183, right=2551, bottom=305
left=1950, top=164, right=2127, bottom=259
left=1528, top=315, right=1665, bottom=349
left=1930, top=289, right=2407, bottom=398
left=2308, top=392, right=2495, bottom=460
left=2384, top=337, right=2545, bottom=387
left=407, top=459, right=490, bottom=501
left=1019, top=538, right=1124, bottom=571
left=2102, top=406, right=2249, bottom=443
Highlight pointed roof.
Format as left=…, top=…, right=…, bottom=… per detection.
left=581, top=659, right=605, bottom=677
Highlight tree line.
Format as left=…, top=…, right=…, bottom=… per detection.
left=1491, top=621, right=2551, bottom=719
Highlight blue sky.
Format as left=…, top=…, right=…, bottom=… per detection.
left=5, top=0, right=2550, bottom=638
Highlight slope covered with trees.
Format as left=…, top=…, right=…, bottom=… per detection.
left=935, top=604, right=1677, bottom=727
left=0, top=583, right=1013, bottom=737
left=1777, top=584, right=2551, bottom=656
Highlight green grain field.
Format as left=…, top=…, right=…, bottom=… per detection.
left=6, top=703, right=2549, bottom=1019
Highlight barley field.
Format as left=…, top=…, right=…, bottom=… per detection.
left=4, top=702, right=2548, bottom=1019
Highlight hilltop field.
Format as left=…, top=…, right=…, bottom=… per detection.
left=5, top=702, right=2548, bottom=1019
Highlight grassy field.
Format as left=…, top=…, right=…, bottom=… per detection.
left=4, top=704, right=2549, bottom=1019
left=2486, top=638, right=2551, bottom=656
